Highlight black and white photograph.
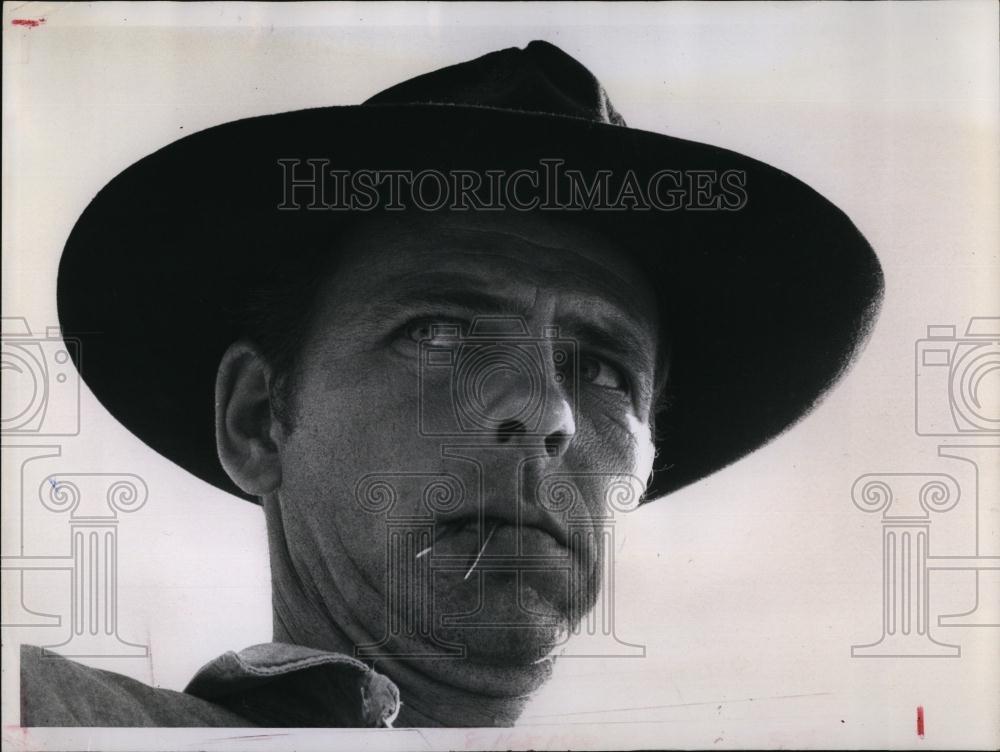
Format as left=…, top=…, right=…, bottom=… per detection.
left=2, top=2, right=998, bottom=750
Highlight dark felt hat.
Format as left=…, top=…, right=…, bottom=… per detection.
left=56, top=41, right=883, bottom=503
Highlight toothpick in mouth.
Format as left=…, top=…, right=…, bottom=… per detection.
left=463, top=520, right=500, bottom=580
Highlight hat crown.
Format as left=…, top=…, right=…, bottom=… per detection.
left=364, top=40, right=626, bottom=127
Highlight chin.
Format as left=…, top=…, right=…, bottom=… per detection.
left=429, top=570, right=598, bottom=664
left=441, top=625, right=562, bottom=666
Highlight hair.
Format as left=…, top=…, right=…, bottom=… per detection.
left=230, top=242, right=347, bottom=433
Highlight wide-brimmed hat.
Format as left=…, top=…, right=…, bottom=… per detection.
left=57, top=41, right=882, bottom=503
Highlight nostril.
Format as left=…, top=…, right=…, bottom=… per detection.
left=497, top=419, right=526, bottom=443
left=544, top=431, right=568, bottom=457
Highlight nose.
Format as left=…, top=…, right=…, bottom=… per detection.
left=491, top=361, right=576, bottom=456
left=496, top=417, right=573, bottom=456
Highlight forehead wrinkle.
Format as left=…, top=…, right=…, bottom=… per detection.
left=369, top=267, right=539, bottom=317
left=430, top=225, right=658, bottom=325
left=378, top=244, right=655, bottom=333
left=357, top=218, right=638, bottom=281
left=432, top=223, right=639, bottom=283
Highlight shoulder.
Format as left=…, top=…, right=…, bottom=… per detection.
left=20, top=645, right=253, bottom=727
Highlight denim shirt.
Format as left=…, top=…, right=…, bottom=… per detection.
left=20, top=643, right=401, bottom=728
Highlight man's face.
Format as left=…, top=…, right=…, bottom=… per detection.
left=271, top=210, right=660, bottom=669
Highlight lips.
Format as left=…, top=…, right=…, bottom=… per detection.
left=435, top=512, right=567, bottom=550
left=422, top=510, right=577, bottom=578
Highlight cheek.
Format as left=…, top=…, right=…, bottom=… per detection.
left=275, top=346, right=498, bottom=586
left=287, top=352, right=420, bottom=469
left=574, top=397, right=653, bottom=471
left=271, top=358, right=437, bottom=609
left=566, top=405, right=655, bottom=513
left=277, top=355, right=427, bottom=541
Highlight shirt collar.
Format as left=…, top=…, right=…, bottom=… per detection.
left=184, top=642, right=401, bottom=727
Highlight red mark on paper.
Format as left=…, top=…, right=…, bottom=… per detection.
left=11, top=18, right=45, bottom=27
left=916, top=705, right=925, bottom=738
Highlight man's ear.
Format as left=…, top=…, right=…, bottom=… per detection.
left=215, top=340, right=284, bottom=497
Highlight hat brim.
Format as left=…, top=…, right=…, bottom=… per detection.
left=57, top=103, right=883, bottom=502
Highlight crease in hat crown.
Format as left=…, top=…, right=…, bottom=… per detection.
left=363, top=40, right=627, bottom=126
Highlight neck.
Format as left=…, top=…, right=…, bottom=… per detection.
left=263, top=493, right=551, bottom=726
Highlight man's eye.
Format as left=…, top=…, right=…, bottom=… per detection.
left=406, top=321, right=433, bottom=343
left=579, top=354, right=628, bottom=392
left=404, top=319, right=462, bottom=345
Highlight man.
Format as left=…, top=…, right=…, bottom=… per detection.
left=21, top=40, right=882, bottom=727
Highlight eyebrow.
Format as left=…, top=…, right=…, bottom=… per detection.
left=560, top=314, right=657, bottom=388
left=366, top=271, right=657, bottom=376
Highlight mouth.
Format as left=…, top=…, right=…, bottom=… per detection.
left=420, top=513, right=572, bottom=575
left=434, top=514, right=567, bottom=546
